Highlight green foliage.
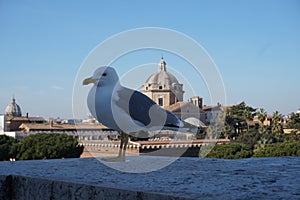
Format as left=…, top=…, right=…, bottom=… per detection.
left=258, top=125, right=269, bottom=134
left=271, top=111, right=283, bottom=136
left=12, top=133, right=83, bottom=160
left=235, top=128, right=261, bottom=149
left=284, top=130, right=300, bottom=141
left=253, top=141, right=300, bottom=157
left=225, top=102, right=256, bottom=136
left=287, top=112, right=300, bottom=129
left=257, top=108, right=267, bottom=125
left=0, top=135, right=17, bottom=161
left=206, top=143, right=252, bottom=159
left=17, top=133, right=83, bottom=160
left=204, top=102, right=300, bottom=159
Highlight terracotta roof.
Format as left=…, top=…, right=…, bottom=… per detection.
left=266, top=114, right=273, bottom=119
left=164, top=102, right=189, bottom=112
left=28, top=117, right=46, bottom=122
left=202, top=105, right=230, bottom=111
left=5, top=116, right=29, bottom=122
left=247, top=120, right=260, bottom=126
left=5, top=116, right=46, bottom=122
left=19, top=123, right=110, bottom=132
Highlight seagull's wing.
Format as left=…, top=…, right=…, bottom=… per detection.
left=115, top=87, right=183, bottom=128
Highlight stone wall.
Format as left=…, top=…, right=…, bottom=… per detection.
left=0, top=175, right=189, bottom=200
left=0, top=175, right=8, bottom=200
left=0, top=157, right=299, bottom=199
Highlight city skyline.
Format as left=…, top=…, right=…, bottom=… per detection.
left=0, top=1, right=299, bottom=118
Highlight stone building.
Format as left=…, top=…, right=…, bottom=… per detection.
left=141, top=58, right=206, bottom=126
left=141, top=57, right=184, bottom=107
left=3, top=97, right=45, bottom=132
left=165, top=98, right=206, bottom=124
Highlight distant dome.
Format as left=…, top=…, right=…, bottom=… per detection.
left=145, top=57, right=180, bottom=87
left=5, top=97, right=22, bottom=117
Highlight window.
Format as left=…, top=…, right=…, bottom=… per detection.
left=158, top=98, right=163, bottom=106
left=159, top=86, right=162, bottom=89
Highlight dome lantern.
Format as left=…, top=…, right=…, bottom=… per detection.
left=158, top=57, right=167, bottom=71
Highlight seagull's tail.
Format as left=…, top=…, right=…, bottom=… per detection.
left=182, top=120, right=205, bottom=134
left=162, top=118, right=207, bottom=134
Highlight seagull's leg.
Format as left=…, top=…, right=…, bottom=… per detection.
left=121, top=134, right=129, bottom=158
left=118, top=132, right=124, bottom=158
left=102, top=132, right=125, bottom=162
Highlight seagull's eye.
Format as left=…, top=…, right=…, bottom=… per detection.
left=102, top=73, right=107, bottom=77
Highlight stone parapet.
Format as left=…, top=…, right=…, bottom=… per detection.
left=0, top=157, right=299, bottom=199
left=1, top=175, right=188, bottom=200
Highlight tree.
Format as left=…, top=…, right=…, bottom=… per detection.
left=253, top=141, right=300, bottom=157
left=14, top=133, right=83, bottom=160
left=271, top=111, right=283, bottom=136
left=254, top=132, right=277, bottom=153
left=0, top=135, right=17, bottom=161
left=287, top=112, right=300, bottom=129
left=243, top=108, right=254, bottom=133
left=257, top=108, right=267, bottom=125
left=225, top=102, right=256, bottom=135
left=206, top=143, right=253, bottom=159
left=257, top=108, right=268, bottom=134
left=235, top=128, right=260, bottom=149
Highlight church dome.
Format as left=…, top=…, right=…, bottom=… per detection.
left=145, top=57, right=180, bottom=87
left=141, top=57, right=184, bottom=106
left=5, top=97, right=22, bottom=117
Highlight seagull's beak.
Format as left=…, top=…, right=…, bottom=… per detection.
left=83, top=77, right=98, bottom=85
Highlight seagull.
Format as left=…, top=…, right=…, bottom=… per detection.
left=83, top=66, right=200, bottom=161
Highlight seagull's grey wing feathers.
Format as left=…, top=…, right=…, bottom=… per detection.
left=115, top=87, right=183, bottom=128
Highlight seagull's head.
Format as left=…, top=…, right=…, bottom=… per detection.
left=83, top=66, right=119, bottom=87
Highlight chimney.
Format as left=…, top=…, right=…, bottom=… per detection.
left=190, top=96, right=203, bottom=109
left=49, top=117, right=54, bottom=128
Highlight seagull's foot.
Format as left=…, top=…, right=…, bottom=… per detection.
left=101, top=156, right=125, bottom=162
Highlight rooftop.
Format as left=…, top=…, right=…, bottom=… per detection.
left=19, top=123, right=110, bottom=132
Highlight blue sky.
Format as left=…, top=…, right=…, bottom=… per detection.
left=0, top=0, right=299, bottom=119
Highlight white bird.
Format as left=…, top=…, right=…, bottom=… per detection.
left=83, top=66, right=199, bottom=161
